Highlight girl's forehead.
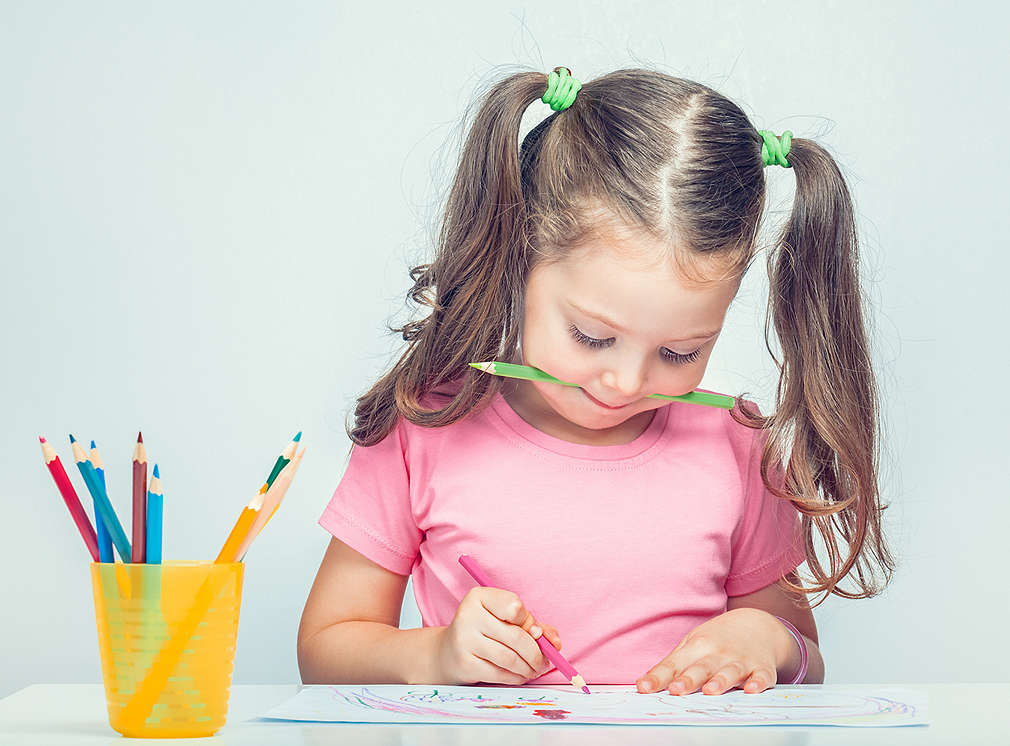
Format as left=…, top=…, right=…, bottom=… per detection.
left=530, top=242, right=739, bottom=337
left=545, top=238, right=738, bottom=296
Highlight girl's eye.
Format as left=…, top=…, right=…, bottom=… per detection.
left=568, top=323, right=613, bottom=348
left=568, top=324, right=703, bottom=364
left=660, top=347, right=702, bottom=364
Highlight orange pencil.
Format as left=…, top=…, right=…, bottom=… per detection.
left=215, top=492, right=266, bottom=563
left=132, top=432, right=147, bottom=563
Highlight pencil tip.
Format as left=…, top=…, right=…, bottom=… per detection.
left=293, top=431, right=302, bottom=442
left=153, top=464, right=160, bottom=478
left=68, top=434, right=76, bottom=443
left=582, top=686, right=591, bottom=694
left=90, top=439, right=97, bottom=449
left=137, top=431, right=143, bottom=443
left=39, top=435, right=46, bottom=443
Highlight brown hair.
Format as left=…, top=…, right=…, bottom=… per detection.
left=347, top=67, right=895, bottom=606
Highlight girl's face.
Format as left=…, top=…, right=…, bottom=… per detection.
left=513, top=231, right=740, bottom=442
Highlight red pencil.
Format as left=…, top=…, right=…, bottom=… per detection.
left=132, top=432, right=147, bottom=563
left=39, top=436, right=99, bottom=561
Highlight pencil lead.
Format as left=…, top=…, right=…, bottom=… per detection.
left=137, top=431, right=143, bottom=443
left=39, top=435, right=46, bottom=443
left=68, top=433, right=77, bottom=443
left=153, top=464, right=160, bottom=479
left=293, top=431, right=302, bottom=442
left=90, top=439, right=97, bottom=449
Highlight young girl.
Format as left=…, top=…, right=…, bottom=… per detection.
left=298, top=67, right=894, bottom=696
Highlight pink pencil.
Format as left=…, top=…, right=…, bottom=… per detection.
left=39, top=436, right=99, bottom=561
left=458, top=554, right=590, bottom=694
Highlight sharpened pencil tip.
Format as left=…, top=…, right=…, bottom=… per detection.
left=153, top=463, right=160, bottom=478
left=137, top=431, right=143, bottom=443
left=39, top=435, right=46, bottom=443
left=68, top=434, right=76, bottom=443
left=90, top=439, right=97, bottom=449
left=294, top=431, right=302, bottom=442
left=582, top=686, right=591, bottom=694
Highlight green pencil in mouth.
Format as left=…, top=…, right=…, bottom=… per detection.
left=468, top=361, right=735, bottom=410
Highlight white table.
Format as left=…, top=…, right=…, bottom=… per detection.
left=1, top=683, right=1007, bottom=744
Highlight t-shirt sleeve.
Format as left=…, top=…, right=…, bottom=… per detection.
left=725, top=417, right=807, bottom=597
left=318, top=418, right=422, bottom=576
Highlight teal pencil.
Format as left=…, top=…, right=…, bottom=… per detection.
left=468, top=361, right=735, bottom=410
left=70, top=436, right=132, bottom=562
left=146, top=464, right=163, bottom=564
left=88, top=440, right=114, bottom=562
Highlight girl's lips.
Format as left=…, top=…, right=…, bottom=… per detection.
left=581, top=388, right=629, bottom=410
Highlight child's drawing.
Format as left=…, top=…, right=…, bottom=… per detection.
left=263, top=684, right=928, bottom=727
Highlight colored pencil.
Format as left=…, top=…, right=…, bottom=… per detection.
left=259, top=431, right=300, bottom=495
left=215, top=492, right=266, bottom=564
left=132, top=432, right=147, bottom=563
left=236, top=447, right=304, bottom=561
left=458, top=554, right=591, bottom=694
left=39, top=436, right=99, bottom=561
left=468, top=361, right=735, bottom=409
left=87, top=440, right=114, bottom=562
left=70, top=435, right=131, bottom=562
left=146, top=464, right=163, bottom=564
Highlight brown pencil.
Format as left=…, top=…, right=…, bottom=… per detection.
left=132, top=432, right=147, bottom=563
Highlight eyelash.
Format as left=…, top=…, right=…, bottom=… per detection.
left=568, top=324, right=703, bottom=364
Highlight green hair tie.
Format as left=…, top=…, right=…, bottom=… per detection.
left=759, top=129, right=793, bottom=168
left=542, top=66, right=581, bottom=112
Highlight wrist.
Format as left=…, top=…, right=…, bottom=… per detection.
left=770, top=614, right=808, bottom=685
left=406, top=625, right=449, bottom=684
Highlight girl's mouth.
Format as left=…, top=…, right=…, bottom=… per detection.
left=581, top=388, right=629, bottom=410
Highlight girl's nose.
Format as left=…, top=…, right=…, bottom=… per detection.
left=600, top=361, right=648, bottom=400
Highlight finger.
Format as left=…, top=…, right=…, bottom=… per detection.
left=636, top=656, right=681, bottom=694
left=477, top=633, right=539, bottom=679
left=667, top=660, right=721, bottom=695
left=741, top=667, right=777, bottom=694
left=483, top=613, right=549, bottom=674
left=477, top=590, right=549, bottom=671
left=522, top=618, right=563, bottom=652
left=541, top=624, right=562, bottom=651
left=698, top=661, right=749, bottom=695
left=478, top=587, right=532, bottom=626
left=468, top=654, right=529, bottom=686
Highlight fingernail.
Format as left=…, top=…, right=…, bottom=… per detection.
left=670, top=681, right=685, bottom=693
left=529, top=625, right=542, bottom=638
left=638, top=677, right=655, bottom=692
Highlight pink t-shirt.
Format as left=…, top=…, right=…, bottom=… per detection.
left=319, top=387, right=806, bottom=685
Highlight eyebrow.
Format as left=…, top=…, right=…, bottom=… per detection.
left=568, top=301, right=721, bottom=342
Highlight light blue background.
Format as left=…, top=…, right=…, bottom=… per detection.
left=2, top=1, right=1006, bottom=698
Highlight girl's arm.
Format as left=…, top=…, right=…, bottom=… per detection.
left=297, top=537, right=444, bottom=684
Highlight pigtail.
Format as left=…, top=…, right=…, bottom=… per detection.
left=733, top=137, right=896, bottom=605
left=349, top=71, right=555, bottom=446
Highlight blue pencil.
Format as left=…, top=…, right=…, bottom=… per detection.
left=70, top=435, right=131, bottom=562
left=88, top=440, right=114, bottom=562
left=146, top=464, right=163, bottom=564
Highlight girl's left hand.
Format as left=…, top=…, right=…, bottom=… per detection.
left=636, top=608, right=787, bottom=696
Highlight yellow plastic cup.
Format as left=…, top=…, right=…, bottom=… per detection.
left=90, top=560, right=244, bottom=738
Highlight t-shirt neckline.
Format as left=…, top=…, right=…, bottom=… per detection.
left=489, top=390, right=670, bottom=461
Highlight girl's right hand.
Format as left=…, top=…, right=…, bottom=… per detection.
left=434, top=586, right=563, bottom=685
